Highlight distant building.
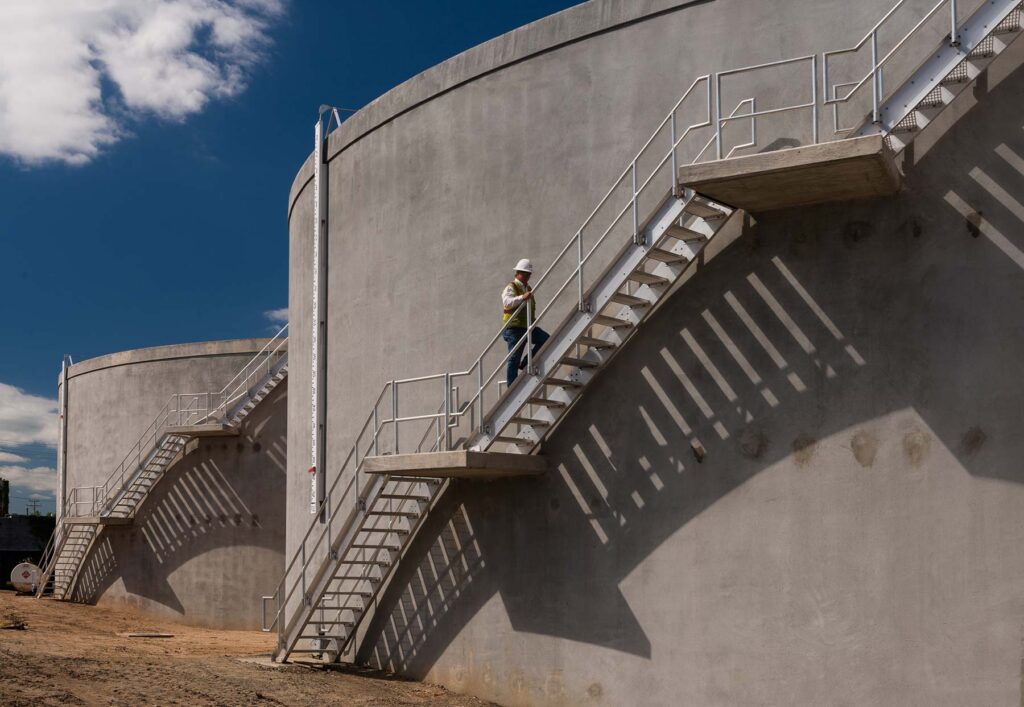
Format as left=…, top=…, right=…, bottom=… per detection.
left=0, top=478, right=8, bottom=517
left=1, top=515, right=53, bottom=589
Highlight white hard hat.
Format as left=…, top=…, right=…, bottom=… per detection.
left=514, top=258, right=534, bottom=273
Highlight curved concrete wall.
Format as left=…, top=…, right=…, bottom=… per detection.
left=60, top=340, right=286, bottom=629
left=286, top=0, right=1024, bottom=702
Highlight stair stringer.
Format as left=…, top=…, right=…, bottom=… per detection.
left=470, top=190, right=734, bottom=453
left=858, top=0, right=1024, bottom=151
left=103, top=432, right=189, bottom=519
left=225, top=354, right=289, bottom=426
left=273, top=474, right=450, bottom=662
left=56, top=524, right=100, bottom=601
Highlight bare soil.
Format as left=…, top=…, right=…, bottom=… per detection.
left=0, top=590, right=492, bottom=706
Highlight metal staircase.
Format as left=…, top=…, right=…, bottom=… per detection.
left=36, top=326, right=289, bottom=600
left=267, top=0, right=1023, bottom=663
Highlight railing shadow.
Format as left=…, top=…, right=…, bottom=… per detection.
left=357, top=492, right=488, bottom=674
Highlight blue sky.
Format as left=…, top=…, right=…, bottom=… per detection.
left=0, top=0, right=580, bottom=514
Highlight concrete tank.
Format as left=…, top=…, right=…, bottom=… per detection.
left=285, top=0, right=1024, bottom=703
left=60, top=340, right=286, bottom=629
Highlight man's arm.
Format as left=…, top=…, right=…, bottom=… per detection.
left=502, top=284, right=531, bottom=309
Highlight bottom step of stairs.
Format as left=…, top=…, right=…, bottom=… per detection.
left=362, top=450, right=546, bottom=479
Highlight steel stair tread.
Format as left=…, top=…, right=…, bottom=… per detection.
left=576, top=335, right=616, bottom=349
left=337, top=558, right=392, bottom=566
left=492, top=435, right=532, bottom=445
left=386, top=476, right=442, bottom=485
left=683, top=199, right=727, bottom=219
left=664, top=224, right=707, bottom=242
left=528, top=396, right=568, bottom=407
left=561, top=356, right=599, bottom=368
left=303, top=620, right=354, bottom=626
left=592, top=313, right=634, bottom=328
left=609, top=292, right=651, bottom=307
left=510, top=416, right=550, bottom=427
left=645, top=248, right=688, bottom=264
left=626, top=271, right=669, bottom=286
left=364, top=509, right=420, bottom=518
left=544, top=376, right=583, bottom=387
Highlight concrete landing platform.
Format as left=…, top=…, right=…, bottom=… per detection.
left=363, top=450, right=546, bottom=480
left=67, top=516, right=132, bottom=526
left=165, top=423, right=239, bottom=437
left=678, top=135, right=901, bottom=212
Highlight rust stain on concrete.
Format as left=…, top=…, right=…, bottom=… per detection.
left=792, top=434, right=817, bottom=466
left=902, top=428, right=931, bottom=467
left=850, top=429, right=878, bottom=468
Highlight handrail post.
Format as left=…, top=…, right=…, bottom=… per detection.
left=373, top=406, right=379, bottom=456
left=811, top=54, right=819, bottom=145
left=443, top=372, right=452, bottom=451
left=670, top=111, right=678, bottom=195
left=391, top=381, right=398, bottom=454
left=576, top=232, right=586, bottom=312
left=631, top=161, right=639, bottom=245
left=822, top=52, right=830, bottom=113
left=477, top=361, right=484, bottom=433
left=325, top=493, right=332, bottom=564
left=870, top=30, right=880, bottom=125
left=950, top=0, right=959, bottom=47
left=714, top=73, right=723, bottom=160
left=526, top=302, right=534, bottom=377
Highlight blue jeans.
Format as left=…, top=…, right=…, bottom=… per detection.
left=503, top=327, right=550, bottom=386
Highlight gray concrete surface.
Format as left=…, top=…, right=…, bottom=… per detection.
left=72, top=379, right=287, bottom=630
left=363, top=450, right=546, bottom=479
left=285, top=0, right=1024, bottom=702
left=61, top=339, right=270, bottom=500
left=60, top=340, right=286, bottom=629
left=678, top=134, right=902, bottom=212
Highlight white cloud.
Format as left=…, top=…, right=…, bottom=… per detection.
left=0, top=465, right=57, bottom=495
left=0, top=383, right=58, bottom=448
left=0, top=0, right=284, bottom=165
left=264, top=307, right=288, bottom=324
left=0, top=451, right=29, bottom=464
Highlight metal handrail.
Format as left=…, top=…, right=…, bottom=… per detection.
left=823, top=0, right=956, bottom=125
left=268, top=0, right=994, bottom=652
left=214, top=324, right=289, bottom=420
left=715, top=55, right=818, bottom=158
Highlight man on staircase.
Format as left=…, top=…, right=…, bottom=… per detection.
left=502, top=259, right=550, bottom=386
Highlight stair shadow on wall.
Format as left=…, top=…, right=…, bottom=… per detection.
left=71, top=385, right=287, bottom=618
left=359, top=57, right=1024, bottom=671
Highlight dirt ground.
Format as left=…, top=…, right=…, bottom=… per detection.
left=0, top=591, right=493, bottom=706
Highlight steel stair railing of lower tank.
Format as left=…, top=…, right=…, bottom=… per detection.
left=266, top=0, right=1024, bottom=661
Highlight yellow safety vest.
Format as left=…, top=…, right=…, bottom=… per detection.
left=502, top=279, right=535, bottom=329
